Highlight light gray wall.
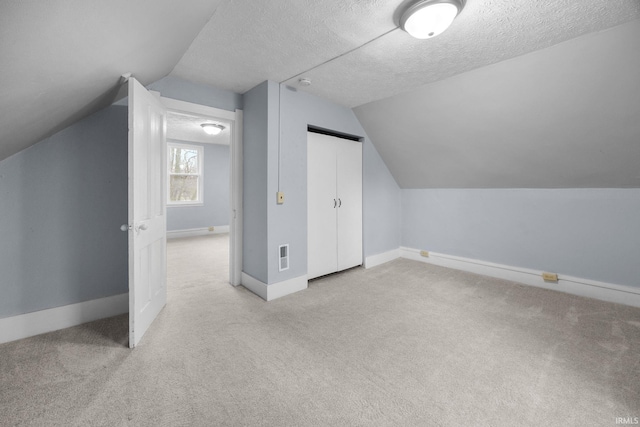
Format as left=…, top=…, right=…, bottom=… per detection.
left=1, top=77, right=242, bottom=320
left=148, top=76, right=243, bottom=112
left=241, top=81, right=271, bottom=283
left=242, top=81, right=401, bottom=285
left=363, top=141, right=402, bottom=258
left=0, top=105, right=128, bottom=318
left=167, top=141, right=230, bottom=231
left=402, top=189, right=640, bottom=288
left=268, top=84, right=401, bottom=284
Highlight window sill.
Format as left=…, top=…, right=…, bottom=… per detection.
left=167, top=203, right=204, bottom=208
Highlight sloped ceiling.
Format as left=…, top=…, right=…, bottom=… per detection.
left=0, top=0, right=224, bottom=161
left=354, top=20, right=640, bottom=188
left=2, top=0, right=639, bottom=189
left=171, top=0, right=640, bottom=108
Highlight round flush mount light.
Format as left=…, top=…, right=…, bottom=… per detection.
left=200, top=123, right=225, bottom=135
left=400, top=0, right=465, bottom=39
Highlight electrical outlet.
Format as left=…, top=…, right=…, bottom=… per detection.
left=277, top=192, right=284, bottom=204
left=420, top=250, right=429, bottom=257
left=542, top=272, right=558, bottom=282
left=208, top=226, right=215, bottom=232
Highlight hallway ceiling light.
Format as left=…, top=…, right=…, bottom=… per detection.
left=200, top=123, right=225, bottom=135
left=400, top=0, right=465, bottom=39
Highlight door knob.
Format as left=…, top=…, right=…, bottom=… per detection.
left=120, top=224, right=130, bottom=232
left=135, top=223, right=148, bottom=232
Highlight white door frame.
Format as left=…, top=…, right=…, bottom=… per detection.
left=160, top=97, right=243, bottom=286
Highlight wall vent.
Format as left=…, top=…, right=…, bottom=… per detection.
left=279, top=244, right=289, bottom=271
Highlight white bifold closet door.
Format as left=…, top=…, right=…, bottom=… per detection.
left=307, top=131, right=362, bottom=280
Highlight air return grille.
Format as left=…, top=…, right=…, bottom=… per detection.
left=279, top=244, right=289, bottom=272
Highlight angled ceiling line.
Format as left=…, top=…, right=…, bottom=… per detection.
left=168, top=0, right=235, bottom=77
left=278, top=26, right=401, bottom=85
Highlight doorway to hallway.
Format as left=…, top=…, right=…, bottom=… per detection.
left=167, top=234, right=230, bottom=297
left=161, top=97, right=243, bottom=288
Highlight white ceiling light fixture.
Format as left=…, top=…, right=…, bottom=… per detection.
left=400, top=0, right=465, bottom=39
left=200, top=123, right=225, bottom=135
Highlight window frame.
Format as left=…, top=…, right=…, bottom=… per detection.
left=167, top=142, right=204, bottom=207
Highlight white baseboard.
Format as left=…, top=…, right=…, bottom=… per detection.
left=268, top=275, right=308, bottom=301
left=364, top=249, right=401, bottom=269
left=167, top=225, right=230, bottom=239
left=240, top=273, right=268, bottom=300
left=400, top=247, right=640, bottom=308
left=241, top=273, right=308, bottom=301
left=0, top=293, right=129, bottom=345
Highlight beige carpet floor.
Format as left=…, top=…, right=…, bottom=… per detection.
left=1, top=233, right=639, bottom=426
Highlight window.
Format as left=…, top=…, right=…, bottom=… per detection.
left=168, top=143, right=203, bottom=205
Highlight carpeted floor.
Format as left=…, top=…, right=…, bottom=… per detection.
left=1, top=233, right=639, bottom=426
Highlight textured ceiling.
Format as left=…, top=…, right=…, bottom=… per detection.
left=354, top=20, right=640, bottom=188
left=170, top=0, right=400, bottom=95
left=2, top=0, right=640, bottom=190
left=172, top=0, right=640, bottom=108
left=167, top=112, right=230, bottom=145
left=0, top=0, right=224, bottom=161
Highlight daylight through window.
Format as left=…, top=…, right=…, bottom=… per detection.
left=168, top=143, right=203, bottom=205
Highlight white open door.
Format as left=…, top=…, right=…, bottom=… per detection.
left=128, top=77, right=167, bottom=348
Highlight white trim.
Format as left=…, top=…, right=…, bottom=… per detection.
left=0, top=293, right=129, bottom=345
left=167, top=142, right=204, bottom=206
left=167, top=225, right=230, bottom=239
left=364, top=248, right=401, bottom=269
left=160, top=97, right=243, bottom=288
left=268, top=275, right=308, bottom=301
left=167, top=203, right=205, bottom=208
left=400, top=247, right=640, bottom=308
left=241, top=273, right=308, bottom=301
left=241, top=273, right=268, bottom=300
left=230, top=109, right=243, bottom=286
left=161, top=98, right=236, bottom=121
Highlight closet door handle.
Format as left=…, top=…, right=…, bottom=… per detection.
left=334, top=199, right=337, bottom=208
left=338, top=198, right=342, bottom=207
